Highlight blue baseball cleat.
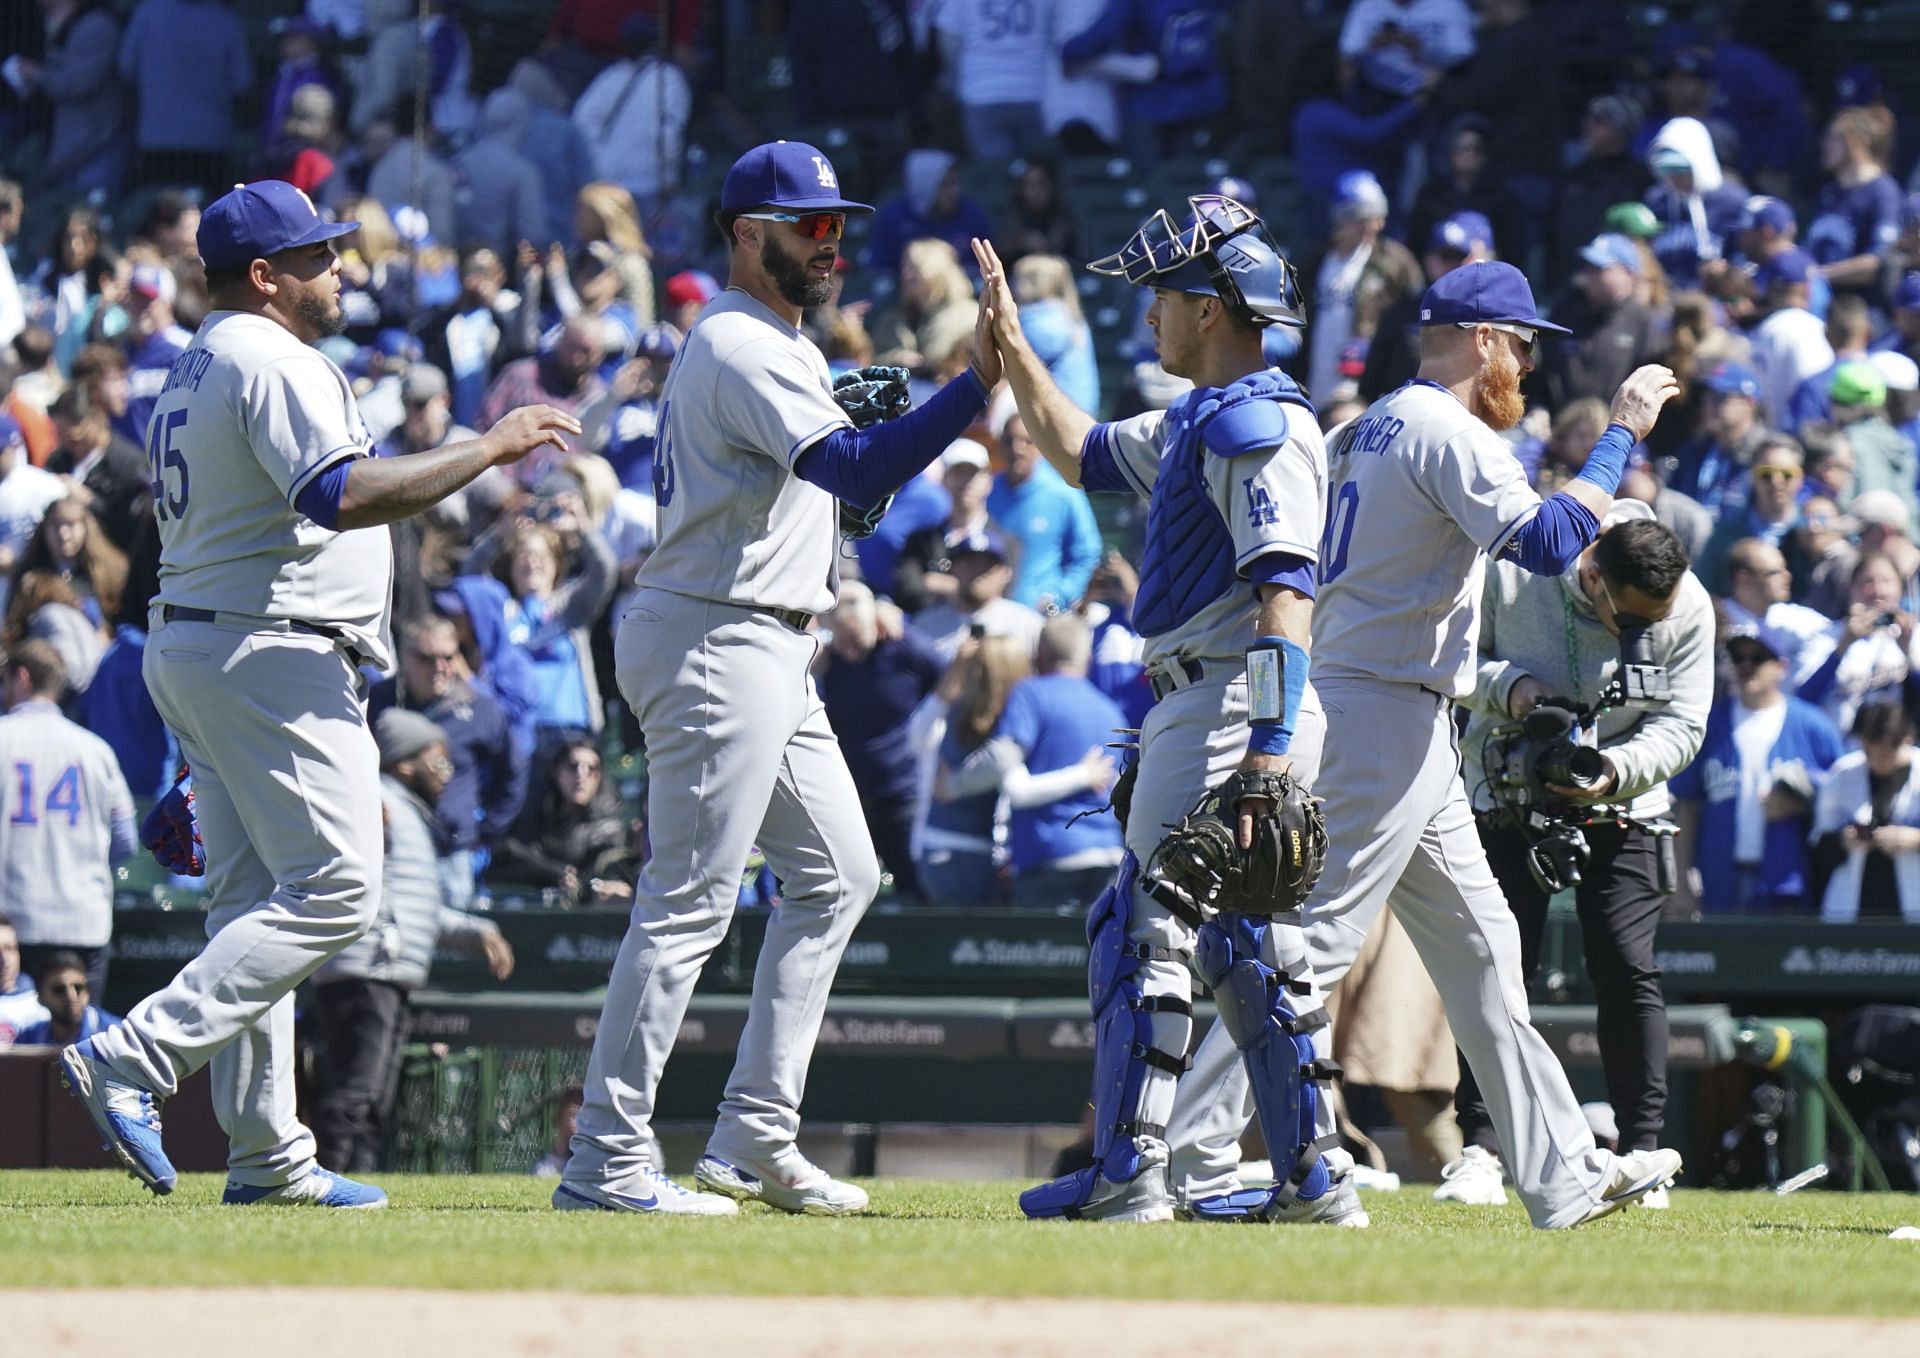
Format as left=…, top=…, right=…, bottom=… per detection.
left=58, top=1039, right=177, bottom=1195
left=223, top=1168, right=389, bottom=1209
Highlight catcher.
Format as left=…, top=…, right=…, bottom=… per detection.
left=975, top=198, right=1361, bottom=1226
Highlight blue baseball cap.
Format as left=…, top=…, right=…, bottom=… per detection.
left=1332, top=170, right=1389, bottom=222
left=1579, top=233, right=1641, bottom=275
left=720, top=141, right=872, bottom=214
left=375, top=328, right=423, bottom=361
left=1895, top=272, right=1920, bottom=310
left=1700, top=360, right=1760, bottom=398
left=634, top=322, right=680, bottom=362
left=947, top=528, right=1011, bottom=563
left=198, top=179, right=358, bottom=271
left=1431, top=211, right=1494, bottom=256
left=1417, top=260, right=1572, bottom=334
left=1753, top=247, right=1815, bottom=290
left=1735, top=195, right=1796, bottom=235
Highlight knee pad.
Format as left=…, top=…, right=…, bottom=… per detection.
left=1195, top=914, right=1342, bottom=1209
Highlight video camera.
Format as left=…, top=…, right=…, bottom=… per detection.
left=1479, top=615, right=1679, bottom=893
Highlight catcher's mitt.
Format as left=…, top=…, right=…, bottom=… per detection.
left=832, top=365, right=912, bottom=539
left=1142, top=768, right=1326, bottom=923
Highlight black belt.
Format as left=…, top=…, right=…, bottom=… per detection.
left=161, top=604, right=349, bottom=645
left=1149, top=657, right=1207, bottom=701
left=767, top=606, right=816, bottom=632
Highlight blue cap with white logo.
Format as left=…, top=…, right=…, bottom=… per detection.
left=1579, top=233, right=1642, bottom=275
left=1431, top=211, right=1494, bottom=257
left=1417, top=260, right=1572, bottom=334
left=1735, top=195, right=1796, bottom=236
left=720, top=142, right=872, bottom=214
left=198, top=179, right=358, bottom=270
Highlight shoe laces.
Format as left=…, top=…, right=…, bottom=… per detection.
left=103, top=1081, right=164, bottom=1133
left=1441, top=1149, right=1495, bottom=1181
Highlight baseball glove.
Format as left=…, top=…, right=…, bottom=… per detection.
left=141, top=764, right=205, bottom=877
left=1142, top=768, right=1326, bottom=923
left=832, top=365, right=913, bottom=539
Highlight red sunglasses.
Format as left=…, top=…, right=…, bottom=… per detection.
left=739, top=210, right=846, bottom=241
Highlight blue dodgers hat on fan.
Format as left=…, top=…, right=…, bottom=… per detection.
left=198, top=180, right=358, bottom=270
left=720, top=141, right=873, bottom=214
left=1752, top=247, right=1815, bottom=290
left=1735, top=195, right=1796, bottom=235
left=1417, top=259, right=1572, bottom=334
left=1579, top=233, right=1642, bottom=275
left=1431, top=211, right=1494, bottom=256
left=1700, top=360, right=1760, bottom=398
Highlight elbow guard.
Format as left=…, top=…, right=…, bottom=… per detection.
left=1247, top=635, right=1308, bottom=756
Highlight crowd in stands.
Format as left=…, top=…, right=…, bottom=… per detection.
left=4, top=0, right=1920, bottom=954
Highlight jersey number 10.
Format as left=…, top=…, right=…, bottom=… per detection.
left=1319, top=481, right=1359, bottom=584
left=146, top=409, right=190, bottom=521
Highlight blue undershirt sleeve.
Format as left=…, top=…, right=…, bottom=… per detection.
left=293, top=456, right=355, bottom=530
left=793, top=369, right=989, bottom=509
left=1505, top=492, right=1601, bottom=575
left=1248, top=550, right=1316, bottom=600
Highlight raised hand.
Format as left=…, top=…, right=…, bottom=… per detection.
left=970, top=237, right=1023, bottom=383
left=1608, top=365, right=1682, bottom=442
left=484, top=404, right=583, bottom=466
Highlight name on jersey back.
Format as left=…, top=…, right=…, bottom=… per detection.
left=1346, top=414, right=1405, bottom=456
left=160, top=348, right=216, bottom=398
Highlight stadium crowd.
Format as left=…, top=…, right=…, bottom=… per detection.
left=3, top=0, right=1920, bottom=1042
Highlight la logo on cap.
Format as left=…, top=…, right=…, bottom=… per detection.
left=812, top=156, right=836, bottom=189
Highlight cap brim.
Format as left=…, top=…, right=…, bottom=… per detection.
left=282, top=219, right=361, bottom=252
left=735, top=196, right=874, bottom=214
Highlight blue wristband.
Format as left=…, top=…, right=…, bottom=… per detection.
left=1572, top=422, right=1635, bottom=494
left=1247, top=634, right=1308, bottom=755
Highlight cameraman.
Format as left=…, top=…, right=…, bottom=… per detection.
left=1447, top=509, right=1714, bottom=1204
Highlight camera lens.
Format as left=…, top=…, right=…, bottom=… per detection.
left=1537, top=742, right=1605, bottom=788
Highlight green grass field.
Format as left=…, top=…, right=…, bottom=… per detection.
left=3, top=1172, right=1917, bottom=1315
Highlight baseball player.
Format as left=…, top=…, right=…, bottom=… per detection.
left=556, top=141, right=1003, bottom=1216
left=58, top=180, right=579, bottom=1205
left=0, top=640, right=136, bottom=998
left=1201, top=260, right=1688, bottom=1229
left=976, top=196, right=1353, bottom=1225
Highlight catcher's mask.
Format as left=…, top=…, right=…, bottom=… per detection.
left=1088, top=194, right=1305, bottom=329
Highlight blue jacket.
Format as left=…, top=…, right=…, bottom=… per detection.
left=987, top=467, right=1103, bottom=612
left=854, top=472, right=951, bottom=602
left=819, top=633, right=945, bottom=803
left=370, top=676, right=529, bottom=854
left=997, top=673, right=1125, bottom=871
left=79, top=626, right=175, bottom=800
left=1671, top=696, right=1844, bottom=913
left=1062, top=0, right=1231, bottom=129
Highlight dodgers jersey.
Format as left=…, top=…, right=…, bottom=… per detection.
left=0, top=699, right=134, bottom=948
left=147, top=311, right=396, bottom=668
left=637, top=289, right=853, bottom=617
left=1081, top=369, right=1325, bottom=670
left=1312, top=382, right=1544, bottom=698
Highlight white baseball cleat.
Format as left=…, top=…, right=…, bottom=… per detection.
left=695, top=1148, right=870, bottom=1216
left=1639, top=1185, right=1671, bottom=1210
left=1576, top=1147, right=1683, bottom=1226
left=552, top=1165, right=740, bottom=1216
left=1433, top=1145, right=1509, bottom=1206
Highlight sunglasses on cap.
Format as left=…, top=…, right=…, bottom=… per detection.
left=1458, top=320, right=1539, bottom=361
left=738, top=210, right=846, bottom=240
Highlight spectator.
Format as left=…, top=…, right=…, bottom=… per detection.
left=420, top=247, right=530, bottom=431
left=1011, top=254, right=1098, bottom=414
left=7, top=497, right=125, bottom=638
left=119, top=263, right=193, bottom=447
left=1079, top=548, right=1151, bottom=729
left=10, top=325, right=62, bottom=423
left=1811, top=700, right=1920, bottom=923
left=987, top=412, right=1101, bottom=613
left=1038, top=0, right=1153, bottom=154
left=872, top=239, right=979, bottom=379
left=817, top=581, right=944, bottom=901
left=0, top=640, right=135, bottom=998
left=572, top=15, right=692, bottom=206
left=1549, top=95, right=1651, bottom=283
left=312, top=708, right=514, bottom=1173
left=542, top=0, right=702, bottom=92
left=1666, top=360, right=1768, bottom=514
left=455, top=90, right=549, bottom=259
left=851, top=452, right=949, bottom=611
left=1720, top=537, right=1838, bottom=686
left=479, top=317, right=611, bottom=475
left=1306, top=170, right=1423, bottom=404
left=936, top=0, right=1048, bottom=161
left=261, top=17, right=339, bottom=148
left=1748, top=251, right=1835, bottom=430
left=381, top=364, right=494, bottom=553
left=505, top=59, right=596, bottom=251
left=0, top=183, right=25, bottom=354
left=531, top=1085, right=587, bottom=1177
left=1361, top=211, right=1493, bottom=402
left=892, top=438, right=994, bottom=613
left=468, top=510, right=616, bottom=746
left=1672, top=626, right=1843, bottom=915
left=1829, top=362, right=1917, bottom=522
left=1722, top=196, right=1830, bottom=330
left=1289, top=70, right=1426, bottom=228
left=0, top=413, right=64, bottom=595
left=366, top=109, right=460, bottom=249
left=437, top=573, right=541, bottom=750
left=1532, top=397, right=1609, bottom=491
left=1784, top=294, right=1873, bottom=434
left=352, top=329, right=424, bottom=446
left=350, top=0, right=475, bottom=142
left=1879, top=273, right=1920, bottom=366
left=44, top=388, right=148, bottom=553
left=1618, top=462, right=1713, bottom=564
left=331, top=197, right=415, bottom=342
left=0, top=912, right=51, bottom=1046
left=378, top=615, right=529, bottom=910
left=1694, top=435, right=1805, bottom=596
left=78, top=613, right=174, bottom=802
left=1642, top=116, right=1744, bottom=290
left=660, top=269, right=717, bottom=335
left=1338, top=0, right=1476, bottom=99
left=572, top=184, right=656, bottom=324
left=1807, top=108, right=1904, bottom=299
left=909, top=529, right=1045, bottom=662
left=257, top=84, right=341, bottom=200
left=788, top=0, right=913, bottom=176
left=12, top=951, right=120, bottom=1047
left=1060, top=0, right=1232, bottom=154
left=38, top=226, right=121, bottom=382
left=1873, top=351, right=1920, bottom=447
left=1798, top=551, right=1920, bottom=734
left=1540, top=235, right=1668, bottom=410
left=7, top=2, right=124, bottom=195
left=1795, top=492, right=1860, bottom=621
left=945, top=613, right=1123, bottom=907
left=597, top=325, right=678, bottom=494
left=495, top=738, right=637, bottom=903
left=1003, top=162, right=1080, bottom=268
left=1407, top=116, right=1523, bottom=271
left=866, top=150, right=997, bottom=280
left=117, top=0, right=253, bottom=193
left=911, top=635, right=1031, bottom=905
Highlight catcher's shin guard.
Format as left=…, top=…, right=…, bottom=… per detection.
left=1189, top=913, right=1341, bottom=1219
left=1020, top=855, right=1188, bottom=1220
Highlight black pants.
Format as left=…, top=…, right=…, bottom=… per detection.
left=313, top=978, right=412, bottom=1175
left=863, top=796, right=924, bottom=903
left=1459, top=819, right=1669, bottom=1153
left=18, top=943, right=109, bottom=1001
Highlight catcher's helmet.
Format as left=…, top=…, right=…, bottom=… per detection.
left=1089, top=195, right=1305, bottom=328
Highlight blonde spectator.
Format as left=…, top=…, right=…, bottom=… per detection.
left=574, top=183, right=655, bottom=323
left=873, top=239, right=977, bottom=376
left=1011, top=254, right=1099, bottom=414
left=910, top=636, right=1033, bottom=905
